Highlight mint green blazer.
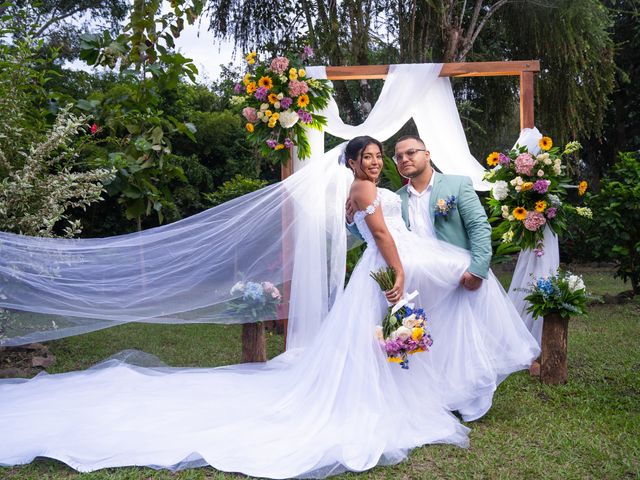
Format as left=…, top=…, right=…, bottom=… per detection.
left=348, top=172, right=492, bottom=279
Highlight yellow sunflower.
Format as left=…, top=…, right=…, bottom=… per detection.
left=535, top=200, right=547, bottom=212
left=521, top=182, right=533, bottom=192
left=513, top=207, right=528, bottom=220
left=246, top=82, right=257, bottom=94
left=578, top=180, right=588, bottom=196
left=297, top=94, right=310, bottom=108
left=245, top=123, right=254, bottom=133
left=268, top=93, right=278, bottom=104
left=258, top=76, right=274, bottom=89
left=486, top=152, right=500, bottom=167
left=539, top=136, right=553, bottom=151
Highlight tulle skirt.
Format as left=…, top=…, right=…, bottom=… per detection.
left=0, top=232, right=539, bottom=478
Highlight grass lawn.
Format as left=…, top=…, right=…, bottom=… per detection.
left=2, top=265, right=639, bottom=479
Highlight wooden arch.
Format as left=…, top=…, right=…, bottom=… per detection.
left=244, top=60, right=541, bottom=361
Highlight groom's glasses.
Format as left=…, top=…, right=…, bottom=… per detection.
left=392, top=148, right=426, bottom=164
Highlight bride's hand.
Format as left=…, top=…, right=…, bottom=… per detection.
left=385, top=273, right=404, bottom=304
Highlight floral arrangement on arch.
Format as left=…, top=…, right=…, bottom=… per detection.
left=484, top=136, right=591, bottom=255
left=521, top=270, right=589, bottom=319
left=232, top=47, right=333, bottom=165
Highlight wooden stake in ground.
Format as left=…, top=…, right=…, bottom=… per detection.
left=540, top=312, right=569, bottom=384
left=241, top=322, right=266, bottom=363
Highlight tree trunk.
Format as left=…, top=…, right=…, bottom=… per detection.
left=241, top=323, right=266, bottom=363
left=540, top=312, right=569, bottom=384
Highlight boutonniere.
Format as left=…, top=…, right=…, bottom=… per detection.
left=434, top=195, right=457, bottom=219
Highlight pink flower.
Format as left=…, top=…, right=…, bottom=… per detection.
left=498, top=153, right=510, bottom=166
left=266, top=139, right=277, bottom=149
left=270, top=56, right=289, bottom=74
left=532, top=179, right=551, bottom=194
left=515, top=153, right=535, bottom=176
left=524, top=211, right=547, bottom=231
left=288, top=80, right=309, bottom=97
left=242, top=107, right=258, bottom=123
left=303, top=46, right=314, bottom=59
left=90, top=123, right=98, bottom=134
left=545, top=207, right=557, bottom=219
left=283, top=138, right=293, bottom=149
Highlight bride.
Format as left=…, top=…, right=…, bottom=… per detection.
left=0, top=136, right=539, bottom=478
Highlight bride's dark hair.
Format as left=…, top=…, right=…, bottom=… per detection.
left=344, top=136, right=384, bottom=183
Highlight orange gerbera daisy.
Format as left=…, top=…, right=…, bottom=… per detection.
left=297, top=94, right=310, bottom=108
left=513, top=207, right=527, bottom=220
left=245, top=123, right=254, bottom=133
left=539, top=136, right=553, bottom=151
left=535, top=200, right=547, bottom=212
left=486, top=152, right=500, bottom=167
left=578, top=180, right=588, bottom=196
left=268, top=93, right=278, bottom=104
left=258, top=76, right=273, bottom=89
left=246, top=82, right=257, bottom=94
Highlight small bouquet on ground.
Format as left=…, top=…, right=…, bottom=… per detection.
left=228, top=280, right=282, bottom=321
left=521, top=270, right=589, bottom=318
left=484, top=136, right=591, bottom=255
left=370, top=267, right=433, bottom=369
left=232, top=46, right=333, bottom=165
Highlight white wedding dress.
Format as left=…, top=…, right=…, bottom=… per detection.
left=0, top=188, right=539, bottom=478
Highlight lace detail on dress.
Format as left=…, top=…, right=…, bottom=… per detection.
left=353, top=188, right=408, bottom=246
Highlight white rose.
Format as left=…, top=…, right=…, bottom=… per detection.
left=277, top=92, right=284, bottom=100
left=567, top=275, right=585, bottom=292
left=230, top=281, right=244, bottom=295
left=278, top=110, right=299, bottom=129
left=515, top=185, right=522, bottom=192
left=544, top=158, right=553, bottom=165
left=501, top=205, right=510, bottom=218
left=260, top=103, right=269, bottom=111
left=395, top=326, right=412, bottom=341
left=273, top=101, right=281, bottom=109
left=553, top=164, right=562, bottom=175
left=492, top=180, right=509, bottom=201
left=537, top=169, right=545, bottom=177
left=508, top=215, right=515, bottom=221
left=402, top=314, right=420, bottom=329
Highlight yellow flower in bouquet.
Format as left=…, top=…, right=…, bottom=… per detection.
left=245, top=123, right=254, bottom=133
left=242, top=73, right=252, bottom=85
left=245, top=51, right=257, bottom=64
left=513, top=207, right=527, bottom=220
left=297, top=94, right=310, bottom=108
left=258, top=76, right=273, bottom=89
left=521, top=182, right=533, bottom=192
left=411, top=327, right=424, bottom=340
left=539, top=136, right=553, bottom=150
left=486, top=152, right=500, bottom=167
left=578, top=180, right=588, bottom=196
left=268, top=93, right=278, bottom=104
left=535, top=200, right=547, bottom=212
left=246, top=82, right=257, bottom=94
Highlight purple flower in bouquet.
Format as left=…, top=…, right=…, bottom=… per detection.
left=498, top=153, right=510, bottom=166
left=303, top=46, right=314, bottom=59
left=280, top=97, right=293, bottom=109
left=242, top=107, right=258, bottom=123
left=254, top=86, right=269, bottom=101
left=524, top=211, right=547, bottom=231
left=533, top=179, right=551, bottom=194
left=545, top=207, right=557, bottom=219
left=266, top=139, right=277, bottom=149
left=283, top=138, right=294, bottom=149
left=515, top=153, right=535, bottom=175
left=270, top=56, right=289, bottom=74
left=288, top=80, right=309, bottom=97
left=533, top=247, right=545, bottom=257
left=298, top=110, right=313, bottom=124
left=233, top=83, right=243, bottom=94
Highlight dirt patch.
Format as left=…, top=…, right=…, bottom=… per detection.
left=0, top=343, right=56, bottom=378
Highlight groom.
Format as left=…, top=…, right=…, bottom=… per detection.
left=346, top=135, right=492, bottom=290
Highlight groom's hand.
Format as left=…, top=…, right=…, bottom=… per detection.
left=460, top=271, right=482, bottom=291
left=345, top=198, right=356, bottom=224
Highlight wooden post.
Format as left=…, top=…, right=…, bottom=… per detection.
left=279, top=154, right=294, bottom=348
left=241, top=322, right=266, bottom=363
left=520, top=71, right=535, bottom=130
left=540, top=312, right=569, bottom=384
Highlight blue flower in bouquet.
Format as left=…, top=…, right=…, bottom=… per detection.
left=434, top=195, right=457, bottom=219
left=535, top=278, right=555, bottom=297
left=243, top=282, right=265, bottom=302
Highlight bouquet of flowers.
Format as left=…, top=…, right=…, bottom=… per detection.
left=484, top=136, right=591, bottom=255
left=521, top=270, right=589, bottom=318
left=232, top=47, right=333, bottom=165
left=370, top=267, right=433, bottom=369
left=228, top=280, right=282, bottom=321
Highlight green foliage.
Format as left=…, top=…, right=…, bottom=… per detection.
left=204, top=174, right=269, bottom=207
left=589, top=152, right=640, bottom=293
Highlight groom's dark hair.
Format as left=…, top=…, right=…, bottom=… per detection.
left=396, top=135, right=426, bottom=148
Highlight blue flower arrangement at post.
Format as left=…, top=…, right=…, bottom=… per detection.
left=521, top=270, right=589, bottom=319
left=228, top=280, right=282, bottom=321
left=483, top=136, right=591, bottom=255
left=231, top=47, right=333, bottom=165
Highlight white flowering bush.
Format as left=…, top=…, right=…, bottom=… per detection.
left=0, top=106, right=114, bottom=237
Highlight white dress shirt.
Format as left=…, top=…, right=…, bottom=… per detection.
left=407, top=175, right=437, bottom=240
